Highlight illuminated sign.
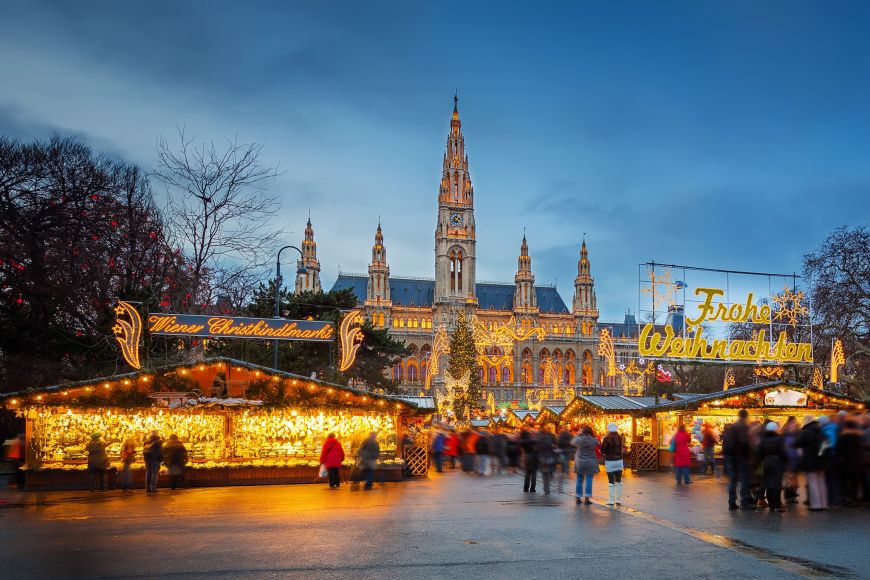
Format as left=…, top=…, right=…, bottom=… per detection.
left=147, top=313, right=334, bottom=341
left=337, top=309, right=363, bottom=372
left=639, top=286, right=813, bottom=365
left=113, top=301, right=143, bottom=369
left=764, top=389, right=807, bottom=407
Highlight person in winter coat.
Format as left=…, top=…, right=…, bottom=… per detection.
left=722, top=409, right=752, bottom=510
left=163, top=434, right=189, bottom=490
left=320, top=433, right=346, bottom=488
left=444, top=431, right=459, bottom=470
left=505, top=433, right=520, bottom=474
left=818, top=415, right=842, bottom=506
left=796, top=415, right=828, bottom=510
left=758, top=422, right=787, bottom=511
left=572, top=426, right=600, bottom=505
left=86, top=433, right=110, bottom=491
left=556, top=429, right=575, bottom=490
left=117, top=438, right=137, bottom=492
left=143, top=431, right=163, bottom=493
left=357, top=432, right=381, bottom=490
left=537, top=430, right=558, bottom=495
left=490, top=432, right=507, bottom=475
left=431, top=432, right=446, bottom=473
left=836, top=420, right=864, bottom=506
left=671, top=424, right=693, bottom=485
left=599, top=423, right=625, bottom=507
left=474, top=431, right=491, bottom=476
left=519, top=430, right=539, bottom=493
left=780, top=417, right=801, bottom=503
left=701, top=423, right=718, bottom=476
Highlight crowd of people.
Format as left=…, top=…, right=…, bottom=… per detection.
left=429, top=423, right=628, bottom=506
left=83, top=430, right=189, bottom=493
left=711, top=410, right=870, bottom=512
left=317, top=431, right=381, bottom=490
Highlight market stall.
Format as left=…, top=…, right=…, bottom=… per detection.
left=651, top=381, right=865, bottom=469
left=1, top=357, right=431, bottom=490
left=505, top=409, right=538, bottom=430
left=535, top=406, right=565, bottom=433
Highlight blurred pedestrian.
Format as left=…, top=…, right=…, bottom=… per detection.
left=506, top=433, right=520, bottom=474
left=758, top=422, right=787, bottom=512
left=796, top=415, right=828, bottom=511
left=519, top=430, right=539, bottom=493
left=701, top=423, right=718, bottom=476
left=781, top=417, right=801, bottom=504
left=117, top=437, right=136, bottom=492
left=600, top=423, right=624, bottom=507
left=537, top=430, right=557, bottom=495
left=723, top=409, right=753, bottom=510
left=143, top=431, right=163, bottom=493
left=572, top=426, right=599, bottom=505
left=431, top=431, right=446, bottom=473
left=444, top=430, right=459, bottom=470
left=86, top=433, right=109, bottom=492
left=819, top=415, right=841, bottom=506
left=837, top=419, right=863, bottom=506
left=163, top=434, right=189, bottom=490
left=475, top=430, right=490, bottom=476
left=490, top=430, right=507, bottom=475
left=557, top=428, right=574, bottom=491
left=671, top=424, right=693, bottom=485
left=320, top=432, right=346, bottom=488
left=5, top=433, right=25, bottom=489
left=358, top=432, right=380, bottom=490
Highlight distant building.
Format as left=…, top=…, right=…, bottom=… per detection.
left=300, top=98, right=641, bottom=398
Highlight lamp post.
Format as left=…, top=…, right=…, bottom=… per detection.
left=273, top=245, right=306, bottom=370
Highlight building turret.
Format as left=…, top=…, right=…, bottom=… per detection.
left=366, top=222, right=391, bottom=306
left=572, top=239, right=598, bottom=334
left=295, top=217, right=322, bottom=293
left=513, top=233, right=538, bottom=314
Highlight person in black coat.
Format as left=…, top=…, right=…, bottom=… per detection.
left=796, top=416, right=829, bottom=510
left=519, top=430, right=539, bottom=493
left=758, top=422, right=787, bottom=511
left=836, top=420, right=864, bottom=506
left=537, top=431, right=557, bottom=495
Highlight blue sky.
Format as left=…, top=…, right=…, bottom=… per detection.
left=1, top=1, right=869, bottom=321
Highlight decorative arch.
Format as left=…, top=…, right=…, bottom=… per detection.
left=521, top=348, right=532, bottom=360
left=566, top=349, right=576, bottom=362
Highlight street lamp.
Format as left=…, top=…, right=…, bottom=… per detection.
left=273, top=245, right=306, bottom=370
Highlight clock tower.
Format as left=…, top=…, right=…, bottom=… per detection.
left=434, top=95, right=477, bottom=327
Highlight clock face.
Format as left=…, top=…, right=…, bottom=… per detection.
left=450, top=212, right=463, bottom=226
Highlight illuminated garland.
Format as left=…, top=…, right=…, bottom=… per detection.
left=811, top=367, right=824, bottom=390
left=723, top=368, right=735, bottom=391
left=754, top=366, right=785, bottom=379
left=471, top=315, right=545, bottom=368
left=830, top=339, right=845, bottom=383
left=113, top=301, right=143, bottom=369
left=598, top=328, right=616, bottom=377
left=617, top=360, right=654, bottom=396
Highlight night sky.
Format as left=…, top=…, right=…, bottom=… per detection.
left=2, top=1, right=869, bottom=321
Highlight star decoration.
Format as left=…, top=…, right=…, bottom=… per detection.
left=772, top=286, right=809, bottom=326
left=641, top=267, right=679, bottom=310
left=112, top=325, right=123, bottom=334
left=114, top=305, right=126, bottom=315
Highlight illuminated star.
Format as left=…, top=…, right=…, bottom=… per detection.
left=114, top=305, right=126, bottom=315
left=772, top=286, right=809, bottom=326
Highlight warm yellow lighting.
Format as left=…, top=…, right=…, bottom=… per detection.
left=598, top=328, right=616, bottom=377
left=103, top=383, right=111, bottom=390
left=10, top=399, right=18, bottom=405
left=338, top=309, right=364, bottom=372
left=831, top=339, right=845, bottom=383
left=141, top=376, right=150, bottom=382
left=198, top=365, right=206, bottom=371
left=62, top=391, right=69, bottom=396
left=472, top=315, right=545, bottom=368
left=812, top=367, right=824, bottom=389
left=425, top=327, right=449, bottom=391
left=123, top=379, right=131, bottom=385
left=723, top=368, right=735, bottom=391
left=36, top=395, right=43, bottom=401
left=113, top=301, right=143, bottom=369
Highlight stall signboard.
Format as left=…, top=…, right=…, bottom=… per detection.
left=637, top=263, right=813, bottom=366
left=113, top=302, right=363, bottom=371
left=764, top=389, right=807, bottom=407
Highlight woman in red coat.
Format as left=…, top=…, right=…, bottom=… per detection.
left=671, top=424, right=693, bottom=485
left=320, top=433, right=345, bottom=488
left=444, top=431, right=460, bottom=470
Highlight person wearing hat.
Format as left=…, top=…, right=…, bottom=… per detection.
left=796, top=415, right=828, bottom=510
left=85, top=433, right=110, bottom=492
left=758, top=421, right=787, bottom=512
left=599, top=423, right=625, bottom=506
left=143, top=431, right=163, bottom=493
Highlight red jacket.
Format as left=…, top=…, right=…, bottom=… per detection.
left=319, top=437, right=345, bottom=469
left=672, top=430, right=692, bottom=468
left=444, top=434, right=460, bottom=457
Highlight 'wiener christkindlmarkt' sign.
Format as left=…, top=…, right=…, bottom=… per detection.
left=112, top=301, right=363, bottom=371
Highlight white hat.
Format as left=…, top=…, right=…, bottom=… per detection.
left=802, top=415, right=816, bottom=427
left=765, top=422, right=778, bottom=432
left=607, top=422, right=618, bottom=433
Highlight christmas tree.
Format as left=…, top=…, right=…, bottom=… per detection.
left=447, top=311, right=482, bottom=419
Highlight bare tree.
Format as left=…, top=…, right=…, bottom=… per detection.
left=154, top=128, right=283, bottom=311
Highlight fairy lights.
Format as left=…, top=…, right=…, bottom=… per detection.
left=597, top=328, right=616, bottom=377
left=113, top=301, right=143, bottom=369
left=830, top=339, right=845, bottom=383
left=338, top=309, right=364, bottom=372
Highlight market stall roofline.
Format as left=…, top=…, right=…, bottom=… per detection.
left=640, top=380, right=864, bottom=415
left=0, top=356, right=428, bottom=411
left=564, top=395, right=658, bottom=416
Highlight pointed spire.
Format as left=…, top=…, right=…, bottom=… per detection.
left=296, top=216, right=321, bottom=293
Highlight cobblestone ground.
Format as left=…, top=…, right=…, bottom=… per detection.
left=0, top=468, right=867, bottom=579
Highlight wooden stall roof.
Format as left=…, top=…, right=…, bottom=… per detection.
left=0, top=356, right=430, bottom=412
left=563, top=395, right=659, bottom=418
left=536, top=405, right=566, bottom=425
left=648, top=381, right=864, bottom=415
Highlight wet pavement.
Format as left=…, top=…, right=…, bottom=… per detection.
left=0, top=469, right=867, bottom=579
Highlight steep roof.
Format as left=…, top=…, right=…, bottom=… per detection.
left=331, top=274, right=569, bottom=313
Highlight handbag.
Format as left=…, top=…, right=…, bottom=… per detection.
left=668, top=438, right=676, bottom=453
left=318, top=464, right=328, bottom=478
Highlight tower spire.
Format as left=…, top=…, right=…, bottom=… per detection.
left=573, top=238, right=598, bottom=334
left=295, top=217, right=321, bottom=293
left=367, top=221, right=391, bottom=308
left=514, top=234, right=537, bottom=314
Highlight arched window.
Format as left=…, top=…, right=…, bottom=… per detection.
left=489, top=366, right=498, bottom=385
left=582, top=350, right=593, bottom=385
left=449, top=250, right=456, bottom=291
left=393, top=364, right=403, bottom=382
left=521, top=362, right=532, bottom=384
left=407, top=364, right=418, bottom=383
left=456, top=250, right=463, bottom=291
left=502, top=366, right=511, bottom=384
